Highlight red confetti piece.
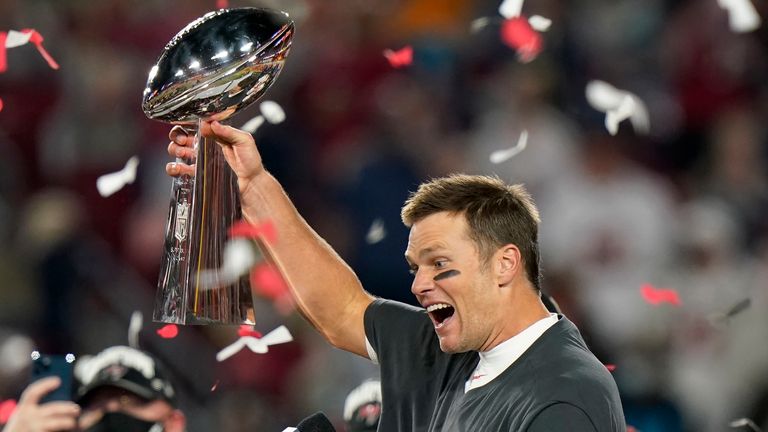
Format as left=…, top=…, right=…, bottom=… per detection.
left=229, top=220, right=277, bottom=245
left=640, top=283, right=682, bottom=306
left=383, top=46, right=413, bottom=69
left=0, top=98, right=3, bottom=112
left=237, top=325, right=263, bottom=338
left=216, top=0, right=228, bottom=9
left=605, top=364, right=617, bottom=372
left=250, top=263, right=289, bottom=301
left=156, top=324, right=179, bottom=339
left=500, top=17, right=543, bottom=63
left=0, top=399, right=16, bottom=424
left=24, top=29, right=59, bottom=70
left=0, top=32, right=7, bottom=72
left=627, top=426, right=637, bottom=432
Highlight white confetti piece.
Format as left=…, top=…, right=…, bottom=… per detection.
left=96, top=156, right=139, bottom=197
left=499, top=0, right=524, bottom=19
left=197, top=238, right=259, bottom=290
left=585, top=80, right=649, bottom=136
left=365, top=219, right=386, bottom=244
left=470, top=17, right=493, bottom=33
left=5, top=30, right=32, bottom=48
left=528, top=15, right=552, bottom=32
left=128, top=311, right=143, bottom=349
left=729, top=418, right=762, bottom=431
left=216, top=325, right=293, bottom=361
left=718, top=0, right=761, bottom=33
left=490, top=130, right=528, bottom=164
left=259, top=100, right=285, bottom=124
left=241, top=115, right=265, bottom=133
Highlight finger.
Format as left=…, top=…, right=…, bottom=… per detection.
left=169, top=126, right=193, bottom=147
left=19, top=377, right=61, bottom=405
left=38, top=401, right=81, bottom=417
left=205, top=120, right=254, bottom=147
left=40, top=414, right=78, bottom=431
left=166, top=162, right=196, bottom=177
left=167, top=141, right=197, bottom=160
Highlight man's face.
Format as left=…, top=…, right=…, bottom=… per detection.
left=77, top=387, right=182, bottom=432
left=405, top=212, right=502, bottom=353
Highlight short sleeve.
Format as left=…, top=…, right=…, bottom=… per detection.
left=526, top=403, right=598, bottom=432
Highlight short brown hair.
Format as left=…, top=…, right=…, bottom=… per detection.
left=401, top=174, right=542, bottom=291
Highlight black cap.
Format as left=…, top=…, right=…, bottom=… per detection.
left=343, top=380, right=381, bottom=432
left=74, top=346, right=176, bottom=406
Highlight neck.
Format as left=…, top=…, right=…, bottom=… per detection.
left=482, top=284, right=549, bottom=351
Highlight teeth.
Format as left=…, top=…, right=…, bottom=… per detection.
left=427, top=303, right=451, bottom=313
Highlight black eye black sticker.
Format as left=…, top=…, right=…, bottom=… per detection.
left=433, top=269, right=460, bottom=281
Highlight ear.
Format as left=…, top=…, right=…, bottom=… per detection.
left=165, top=409, right=186, bottom=432
left=495, top=244, right=522, bottom=287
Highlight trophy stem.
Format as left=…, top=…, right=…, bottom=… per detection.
left=154, top=118, right=255, bottom=324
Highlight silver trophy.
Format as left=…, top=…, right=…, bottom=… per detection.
left=142, top=8, right=294, bottom=324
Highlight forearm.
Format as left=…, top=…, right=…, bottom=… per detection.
left=240, top=172, right=374, bottom=356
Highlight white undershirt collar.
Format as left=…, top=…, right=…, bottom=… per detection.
left=464, top=313, right=558, bottom=393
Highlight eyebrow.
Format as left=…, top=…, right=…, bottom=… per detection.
left=405, top=245, right=449, bottom=263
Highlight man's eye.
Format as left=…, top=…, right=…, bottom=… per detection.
left=408, top=266, right=418, bottom=275
left=435, top=260, right=448, bottom=269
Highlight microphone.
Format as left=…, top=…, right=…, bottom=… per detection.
left=282, top=412, right=337, bottom=432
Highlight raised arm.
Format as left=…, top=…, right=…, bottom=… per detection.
left=166, top=120, right=374, bottom=357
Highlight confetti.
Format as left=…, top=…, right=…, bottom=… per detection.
left=717, top=0, right=761, bottom=33
left=0, top=29, right=59, bottom=73
left=197, top=238, right=259, bottom=290
left=241, top=115, right=265, bottom=133
left=250, top=263, right=290, bottom=301
left=156, top=324, right=179, bottom=339
left=499, top=0, right=524, bottom=19
left=128, top=311, right=142, bottom=349
left=216, top=0, right=229, bottom=9
left=627, top=427, right=638, bottom=432
left=260, top=100, right=285, bottom=124
left=0, top=399, right=16, bottom=424
left=528, top=15, right=552, bottom=32
left=228, top=220, right=277, bottom=245
left=640, top=283, right=682, bottom=306
left=383, top=46, right=413, bottom=69
left=216, top=325, right=293, bottom=361
left=470, top=17, right=494, bottom=33
left=96, top=155, right=139, bottom=197
left=0, top=98, right=3, bottom=112
left=729, top=418, right=762, bottom=431
left=237, top=325, right=263, bottom=338
left=210, top=379, right=220, bottom=392
left=489, top=130, right=528, bottom=164
left=585, top=80, right=649, bottom=135
left=605, top=364, right=617, bottom=372
left=500, top=17, right=543, bottom=63
left=365, top=219, right=386, bottom=244
left=708, top=298, right=752, bottom=327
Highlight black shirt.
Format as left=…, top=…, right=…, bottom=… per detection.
left=364, top=299, right=626, bottom=431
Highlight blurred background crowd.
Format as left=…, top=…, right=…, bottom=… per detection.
left=1, top=0, right=768, bottom=430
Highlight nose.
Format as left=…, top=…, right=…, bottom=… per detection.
left=410, top=269, right=435, bottom=297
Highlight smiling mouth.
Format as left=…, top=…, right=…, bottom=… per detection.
left=427, top=303, right=455, bottom=328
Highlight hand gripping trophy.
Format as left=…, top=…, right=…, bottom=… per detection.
left=142, top=8, right=294, bottom=324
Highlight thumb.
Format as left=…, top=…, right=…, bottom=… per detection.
left=205, top=120, right=254, bottom=147
left=19, top=377, right=61, bottom=405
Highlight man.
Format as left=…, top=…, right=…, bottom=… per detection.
left=166, top=121, right=625, bottom=430
left=2, top=346, right=185, bottom=432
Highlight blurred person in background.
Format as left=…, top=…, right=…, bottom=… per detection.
left=342, top=379, right=381, bottom=432
left=2, top=345, right=185, bottom=432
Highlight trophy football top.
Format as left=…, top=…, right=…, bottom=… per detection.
left=142, top=8, right=294, bottom=125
